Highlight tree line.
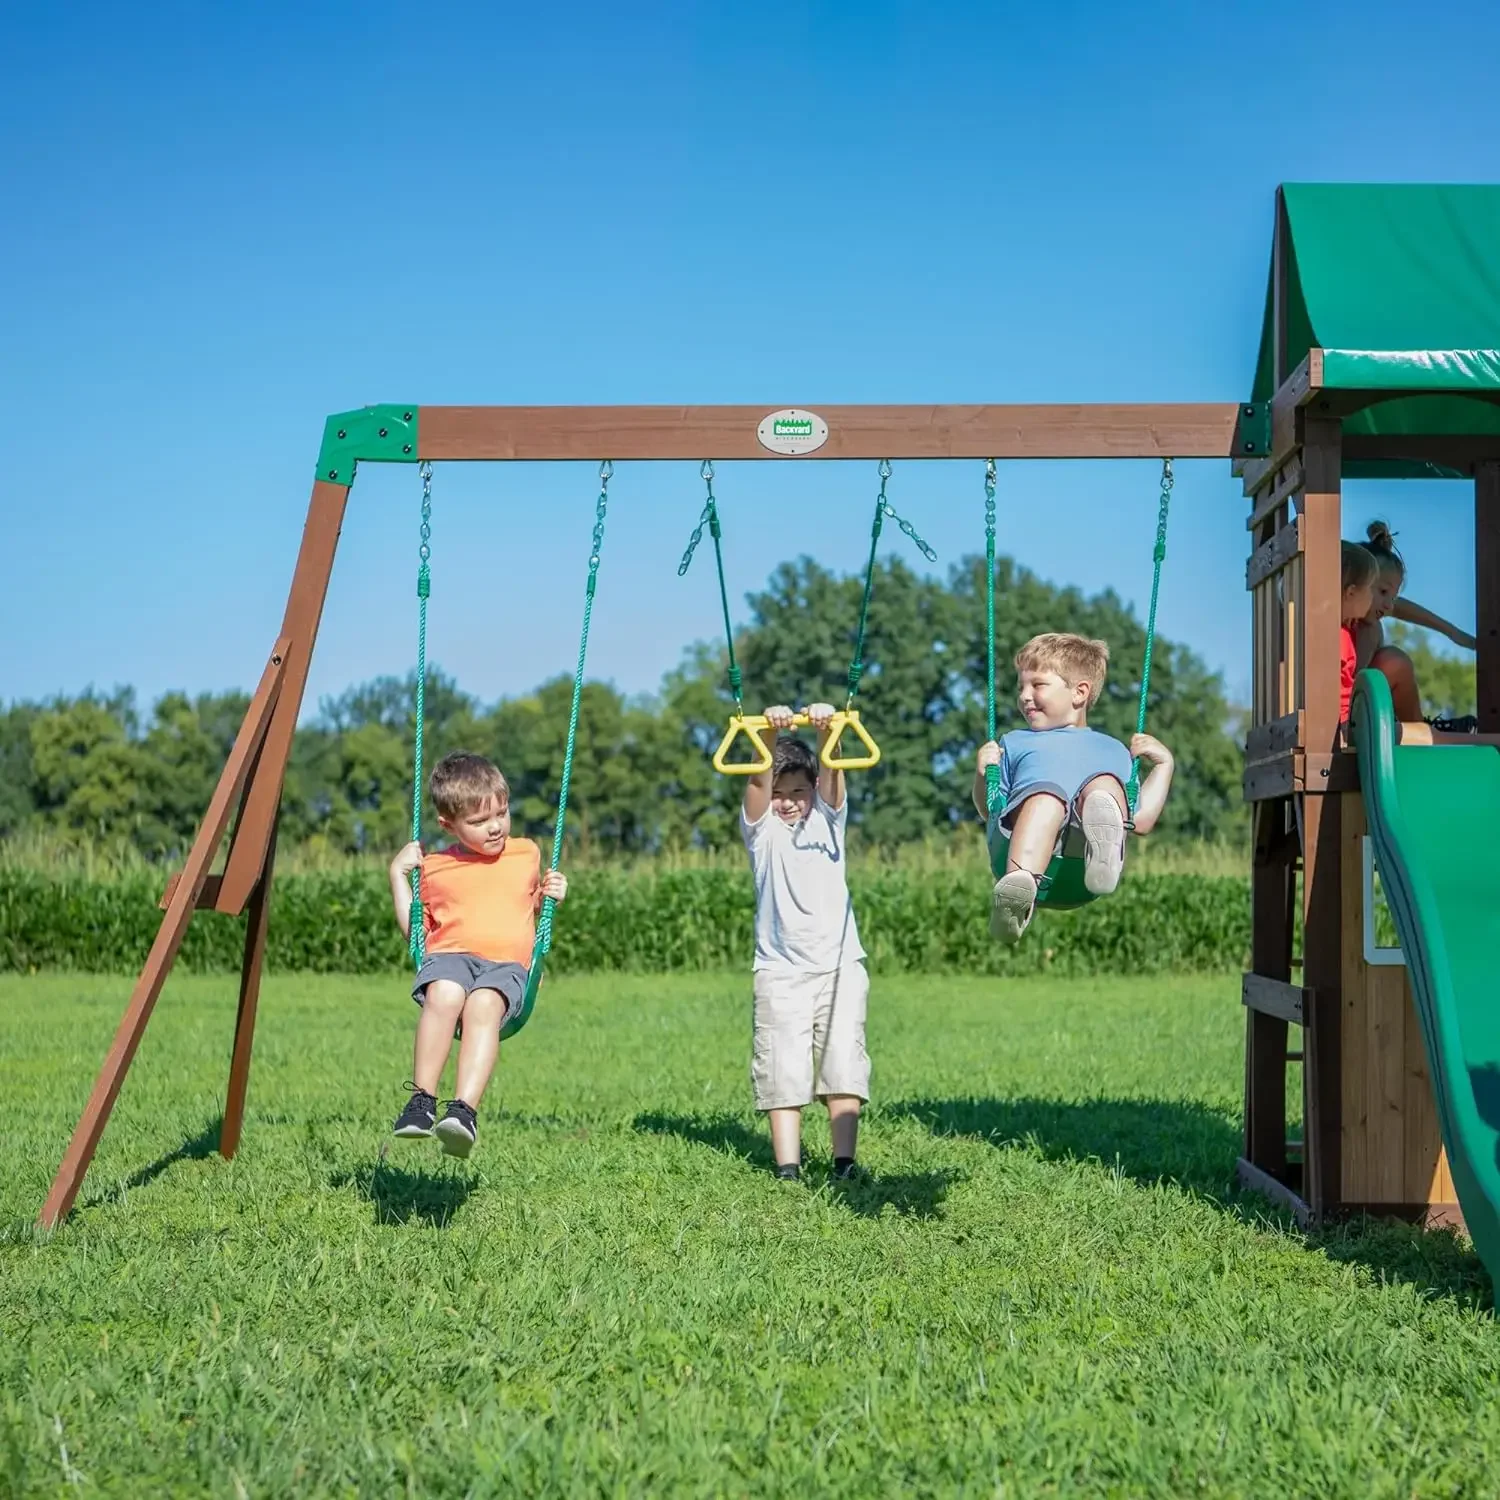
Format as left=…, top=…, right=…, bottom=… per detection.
left=0, top=553, right=1250, bottom=861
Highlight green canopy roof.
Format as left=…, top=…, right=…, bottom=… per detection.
left=1252, top=184, right=1500, bottom=476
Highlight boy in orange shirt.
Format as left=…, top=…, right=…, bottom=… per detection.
left=387, top=751, right=567, bottom=1157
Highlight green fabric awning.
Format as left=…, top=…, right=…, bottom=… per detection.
left=1251, top=184, right=1500, bottom=477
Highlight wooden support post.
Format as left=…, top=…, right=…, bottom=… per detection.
left=38, top=640, right=290, bottom=1229
left=1245, top=800, right=1296, bottom=1181
left=218, top=480, right=352, bottom=915
left=219, top=814, right=279, bottom=1160
left=1298, top=418, right=1345, bottom=1217
left=1477, top=462, right=1500, bottom=734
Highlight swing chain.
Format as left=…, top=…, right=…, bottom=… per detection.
left=677, top=460, right=744, bottom=709
left=983, top=459, right=1001, bottom=812
left=588, top=460, right=613, bottom=581
left=875, top=457, right=938, bottom=562
left=1153, top=458, right=1174, bottom=563
left=1125, top=457, right=1175, bottom=813
left=409, top=460, right=435, bottom=965
left=676, top=461, right=719, bottom=576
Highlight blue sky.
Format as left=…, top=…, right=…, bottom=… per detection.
left=3, top=0, right=1497, bottom=720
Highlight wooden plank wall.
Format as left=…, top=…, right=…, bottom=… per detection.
left=1338, top=792, right=1454, bottom=1208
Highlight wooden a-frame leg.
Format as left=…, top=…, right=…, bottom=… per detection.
left=37, top=639, right=290, bottom=1230
left=219, top=813, right=279, bottom=1161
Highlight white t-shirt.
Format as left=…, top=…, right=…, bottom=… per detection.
left=741, top=793, right=865, bottom=973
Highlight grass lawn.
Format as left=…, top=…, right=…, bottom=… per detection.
left=0, top=970, right=1495, bottom=1497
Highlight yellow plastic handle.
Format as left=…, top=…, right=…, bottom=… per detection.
left=710, top=711, right=882, bottom=775
left=820, top=708, right=882, bottom=771
left=712, top=716, right=775, bottom=775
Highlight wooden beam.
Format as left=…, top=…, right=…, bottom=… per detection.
left=1246, top=517, right=1303, bottom=589
left=415, top=404, right=1243, bottom=462
left=1345, top=436, right=1500, bottom=473
left=38, top=639, right=289, bottom=1230
left=220, top=815, right=278, bottom=1161
left=1246, top=457, right=1305, bottom=529
left=1243, top=973, right=1309, bottom=1026
left=219, top=481, right=351, bottom=914
left=1477, top=462, right=1500, bottom=734
left=1245, top=712, right=1302, bottom=763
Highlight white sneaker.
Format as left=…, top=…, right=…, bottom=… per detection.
left=991, top=870, right=1039, bottom=944
left=1080, top=791, right=1126, bottom=895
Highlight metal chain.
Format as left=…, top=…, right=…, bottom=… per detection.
left=408, top=459, right=434, bottom=965
left=876, top=457, right=938, bottom=562
left=847, top=459, right=938, bottom=709
left=984, top=459, right=1002, bottom=815
left=676, top=460, right=743, bottom=710
left=534, top=458, right=612, bottom=962
left=1126, top=457, right=1174, bottom=813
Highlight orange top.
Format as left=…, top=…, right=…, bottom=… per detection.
left=1340, top=624, right=1358, bottom=722
left=420, top=838, right=541, bottom=965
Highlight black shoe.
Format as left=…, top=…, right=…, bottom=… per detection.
left=392, top=1085, right=437, bottom=1138
left=434, top=1099, right=478, bottom=1158
left=1429, top=715, right=1479, bottom=734
left=774, top=1162, right=800, bottom=1181
left=831, top=1157, right=859, bottom=1181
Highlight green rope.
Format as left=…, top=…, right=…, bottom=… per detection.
left=408, top=460, right=433, bottom=965
left=847, top=460, right=937, bottom=710
left=1126, top=458, right=1174, bottom=813
left=984, top=459, right=1001, bottom=815
left=506, top=460, right=612, bottom=1039
left=677, top=461, right=743, bottom=711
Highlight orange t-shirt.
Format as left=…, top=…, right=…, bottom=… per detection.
left=419, top=838, right=541, bottom=965
left=1340, top=624, right=1358, bottom=722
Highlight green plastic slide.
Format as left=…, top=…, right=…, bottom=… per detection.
left=1350, top=668, right=1500, bottom=1282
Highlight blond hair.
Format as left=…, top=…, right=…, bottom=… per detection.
left=1341, top=540, right=1378, bottom=592
left=1014, top=632, right=1110, bottom=707
left=429, top=751, right=509, bottom=821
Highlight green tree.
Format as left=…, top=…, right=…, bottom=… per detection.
left=1383, top=621, right=1477, bottom=719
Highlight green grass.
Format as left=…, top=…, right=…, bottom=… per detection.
left=0, top=827, right=1248, bottom=880
left=0, top=971, right=1493, bottom=1497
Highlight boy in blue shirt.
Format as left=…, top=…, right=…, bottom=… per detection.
left=972, top=632, right=1175, bottom=942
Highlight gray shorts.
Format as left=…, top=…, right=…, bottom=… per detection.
left=413, top=952, right=529, bottom=1028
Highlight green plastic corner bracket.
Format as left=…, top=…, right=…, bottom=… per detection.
left=316, top=405, right=421, bottom=486
left=1234, top=401, right=1270, bottom=459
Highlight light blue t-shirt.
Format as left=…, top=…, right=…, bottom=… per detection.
left=995, top=726, right=1132, bottom=814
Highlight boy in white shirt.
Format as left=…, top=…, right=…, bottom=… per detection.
left=741, top=702, right=869, bottom=1182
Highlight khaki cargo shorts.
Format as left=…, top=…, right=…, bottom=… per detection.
left=750, top=961, right=871, bottom=1111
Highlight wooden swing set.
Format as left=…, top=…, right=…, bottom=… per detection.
left=39, top=184, right=1500, bottom=1257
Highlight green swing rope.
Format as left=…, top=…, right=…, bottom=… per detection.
left=1126, top=458, right=1174, bottom=813
left=847, top=459, right=937, bottom=710
left=408, top=460, right=434, bottom=964
left=505, top=459, right=614, bottom=1039
left=676, top=461, right=744, bottom=715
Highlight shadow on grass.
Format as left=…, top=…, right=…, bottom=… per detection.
left=888, top=1095, right=1238, bottom=1200
left=71, top=1118, right=225, bottom=1217
left=331, top=1149, right=475, bottom=1228
left=889, top=1094, right=1491, bottom=1307
left=633, top=1112, right=957, bottom=1219
left=634, top=1112, right=774, bottom=1171
left=829, top=1168, right=957, bottom=1220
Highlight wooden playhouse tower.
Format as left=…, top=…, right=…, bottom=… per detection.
left=1238, top=184, right=1500, bottom=1226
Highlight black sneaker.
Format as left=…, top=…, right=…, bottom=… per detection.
left=392, top=1085, right=437, bottom=1138
left=1429, top=715, right=1479, bottom=734
left=831, top=1158, right=860, bottom=1181
left=774, top=1162, right=800, bottom=1181
left=434, top=1099, right=478, bottom=1158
